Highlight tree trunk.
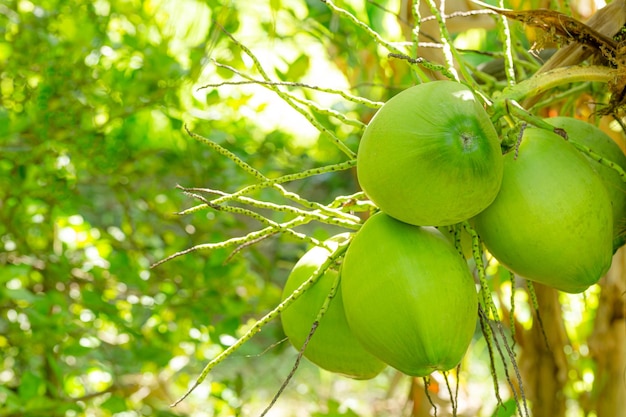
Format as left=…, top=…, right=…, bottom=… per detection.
left=587, top=247, right=626, bottom=417
left=517, top=282, right=569, bottom=417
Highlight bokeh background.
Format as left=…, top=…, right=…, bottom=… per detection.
left=1, top=0, right=624, bottom=416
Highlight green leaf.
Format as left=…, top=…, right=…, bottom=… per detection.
left=279, top=54, right=310, bottom=81
left=491, top=399, right=518, bottom=417
left=3, top=288, right=37, bottom=303
left=100, top=394, right=128, bottom=413
left=17, top=371, right=44, bottom=401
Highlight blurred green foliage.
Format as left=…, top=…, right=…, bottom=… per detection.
left=0, top=0, right=367, bottom=415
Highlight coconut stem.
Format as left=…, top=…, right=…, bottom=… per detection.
left=491, top=65, right=614, bottom=119
left=260, top=269, right=342, bottom=417
left=169, top=243, right=349, bottom=407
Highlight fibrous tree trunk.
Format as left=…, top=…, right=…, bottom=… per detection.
left=516, top=282, right=569, bottom=417
left=587, top=247, right=626, bottom=417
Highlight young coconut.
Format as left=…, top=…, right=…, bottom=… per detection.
left=546, top=116, right=626, bottom=251
left=341, top=212, right=478, bottom=377
left=357, top=80, right=503, bottom=226
left=280, top=233, right=386, bottom=380
left=473, top=127, right=614, bottom=293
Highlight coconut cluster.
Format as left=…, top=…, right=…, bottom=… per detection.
left=280, top=81, right=626, bottom=379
